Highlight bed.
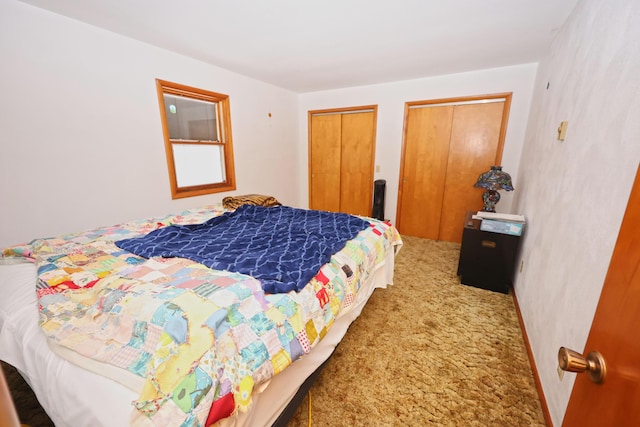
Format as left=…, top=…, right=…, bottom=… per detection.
left=0, top=202, right=402, bottom=427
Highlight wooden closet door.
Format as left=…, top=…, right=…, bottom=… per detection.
left=309, top=108, right=376, bottom=216
left=340, top=112, right=376, bottom=216
left=310, top=114, right=342, bottom=212
left=397, top=106, right=453, bottom=239
left=439, top=101, right=505, bottom=242
left=397, top=96, right=508, bottom=243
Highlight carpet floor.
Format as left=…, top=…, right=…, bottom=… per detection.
left=2, top=236, right=545, bottom=426
left=286, top=236, right=546, bottom=426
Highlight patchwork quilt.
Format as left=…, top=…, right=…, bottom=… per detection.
left=2, top=205, right=402, bottom=426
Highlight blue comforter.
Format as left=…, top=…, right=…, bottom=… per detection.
left=116, top=205, right=370, bottom=293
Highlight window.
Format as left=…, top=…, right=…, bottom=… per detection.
left=156, top=79, right=236, bottom=199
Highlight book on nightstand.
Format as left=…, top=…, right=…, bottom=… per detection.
left=472, top=211, right=525, bottom=236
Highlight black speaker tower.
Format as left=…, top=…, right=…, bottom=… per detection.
left=371, top=179, right=386, bottom=220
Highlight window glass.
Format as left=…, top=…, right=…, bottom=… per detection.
left=172, top=144, right=225, bottom=187
left=163, top=94, right=219, bottom=141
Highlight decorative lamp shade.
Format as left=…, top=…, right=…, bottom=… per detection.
left=474, top=166, right=513, bottom=212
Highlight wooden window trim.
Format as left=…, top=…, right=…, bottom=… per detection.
left=156, top=79, right=236, bottom=199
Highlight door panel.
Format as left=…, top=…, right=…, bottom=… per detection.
left=397, top=96, right=507, bottom=243
left=398, top=105, right=453, bottom=239
left=309, top=108, right=376, bottom=216
left=439, top=102, right=504, bottom=242
left=310, top=114, right=342, bottom=212
left=340, top=112, right=376, bottom=216
left=562, top=165, right=640, bottom=426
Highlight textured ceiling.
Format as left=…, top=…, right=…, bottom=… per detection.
left=18, top=0, right=579, bottom=92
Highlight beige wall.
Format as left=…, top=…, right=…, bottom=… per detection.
left=512, top=0, right=640, bottom=424
left=0, top=0, right=300, bottom=248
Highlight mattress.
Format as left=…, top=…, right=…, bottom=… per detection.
left=0, top=205, right=401, bottom=426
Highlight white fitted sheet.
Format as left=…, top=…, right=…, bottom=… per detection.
left=0, top=248, right=396, bottom=427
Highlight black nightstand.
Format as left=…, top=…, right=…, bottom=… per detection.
left=457, top=211, right=523, bottom=294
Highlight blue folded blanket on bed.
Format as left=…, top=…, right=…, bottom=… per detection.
left=116, top=205, right=370, bottom=293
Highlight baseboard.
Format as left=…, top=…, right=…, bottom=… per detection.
left=511, top=291, right=554, bottom=427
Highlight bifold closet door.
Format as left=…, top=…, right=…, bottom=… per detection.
left=440, top=102, right=505, bottom=242
left=310, top=114, right=342, bottom=213
left=339, top=112, right=375, bottom=216
left=309, top=111, right=375, bottom=217
left=397, top=100, right=505, bottom=243
left=398, top=105, right=454, bottom=239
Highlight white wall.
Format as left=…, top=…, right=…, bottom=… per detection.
left=298, top=63, right=538, bottom=221
left=0, top=0, right=300, bottom=248
left=512, top=0, right=640, bottom=424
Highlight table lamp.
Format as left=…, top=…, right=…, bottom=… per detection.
left=474, top=166, right=513, bottom=212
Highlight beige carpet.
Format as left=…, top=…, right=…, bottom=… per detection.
left=287, top=236, right=546, bottom=427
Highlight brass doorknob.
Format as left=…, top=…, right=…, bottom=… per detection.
left=558, top=346, right=606, bottom=384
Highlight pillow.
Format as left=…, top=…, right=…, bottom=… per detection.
left=1, top=244, right=34, bottom=262
left=222, top=194, right=281, bottom=210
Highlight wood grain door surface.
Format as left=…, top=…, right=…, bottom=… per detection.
left=309, top=114, right=342, bottom=213
left=397, top=97, right=507, bottom=243
left=562, top=165, right=640, bottom=426
left=440, top=102, right=505, bottom=242
left=397, top=105, right=453, bottom=239
left=309, top=109, right=376, bottom=217
left=339, top=112, right=376, bottom=216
